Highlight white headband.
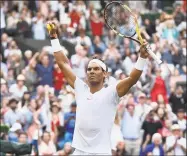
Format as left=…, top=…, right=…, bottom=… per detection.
left=88, top=59, right=107, bottom=71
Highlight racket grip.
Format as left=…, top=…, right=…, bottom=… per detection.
left=145, top=45, right=162, bottom=64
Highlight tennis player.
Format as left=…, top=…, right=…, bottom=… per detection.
left=47, top=22, right=149, bottom=155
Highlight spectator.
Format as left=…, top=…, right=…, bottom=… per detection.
left=20, top=91, right=31, bottom=109
left=0, top=1, right=6, bottom=34
left=90, top=10, right=104, bottom=37
left=69, top=6, right=81, bottom=28
left=0, top=78, right=10, bottom=99
left=150, top=68, right=168, bottom=104
left=64, top=102, right=76, bottom=143
left=76, top=27, right=92, bottom=52
left=121, top=48, right=135, bottom=75
left=5, top=68, right=15, bottom=88
left=90, top=35, right=107, bottom=55
left=103, top=42, right=121, bottom=73
left=8, top=122, right=22, bottom=142
left=141, top=133, right=164, bottom=156
left=143, top=18, right=156, bottom=38
left=174, top=109, right=186, bottom=133
left=0, top=55, right=8, bottom=78
left=21, top=99, right=44, bottom=141
left=111, top=113, right=123, bottom=153
left=158, top=119, right=172, bottom=142
left=47, top=101, right=64, bottom=133
left=169, top=85, right=186, bottom=114
left=70, top=44, right=88, bottom=80
left=53, top=63, right=65, bottom=96
left=173, top=5, right=185, bottom=26
left=30, top=51, right=54, bottom=87
left=58, top=85, right=75, bottom=113
left=116, top=141, right=128, bottom=156
left=104, top=30, right=119, bottom=48
left=121, top=103, right=142, bottom=156
left=4, top=97, right=22, bottom=127
left=32, top=12, right=46, bottom=40
left=18, top=132, right=29, bottom=144
left=141, top=110, right=163, bottom=146
left=9, top=74, right=28, bottom=99
left=39, top=131, right=57, bottom=155
left=135, top=92, right=152, bottom=120
left=17, top=13, right=31, bottom=38
left=24, top=50, right=33, bottom=65
left=165, top=124, right=186, bottom=155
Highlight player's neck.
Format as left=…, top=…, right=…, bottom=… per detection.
left=89, top=83, right=103, bottom=94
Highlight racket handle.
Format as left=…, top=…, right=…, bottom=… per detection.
left=145, top=44, right=162, bottom=64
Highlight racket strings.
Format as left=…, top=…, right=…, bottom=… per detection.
left=105, top=3, right=136, bottom=37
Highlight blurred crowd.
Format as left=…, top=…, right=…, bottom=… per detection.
left=0, top=0, right=186, bottom=156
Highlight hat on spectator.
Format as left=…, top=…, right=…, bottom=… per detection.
left=17, top=74, right=25, bottom=81
left=10, top=123, right=22, bottom=132
left=171, top=124, right=181, bottom=131
left=1, top=78, right=6, bottom=84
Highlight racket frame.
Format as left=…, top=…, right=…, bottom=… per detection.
left=104, top=1, right=162, bottom=64
left=104, top=1, right=140, bottom=44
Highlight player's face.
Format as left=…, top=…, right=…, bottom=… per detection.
left=87, top=62, right=106, bottom=85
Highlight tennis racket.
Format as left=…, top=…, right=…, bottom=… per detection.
left=104, top=1, right=162, bottom=64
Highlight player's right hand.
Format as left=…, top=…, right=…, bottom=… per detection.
left=46, top=22, right=58, bottom=39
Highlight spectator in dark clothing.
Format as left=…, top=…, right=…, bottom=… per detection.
left=171, top=44, right=184, bottom=67
left=144, top=18, right=156, bottom=38
left=17, top=14, right=31, bottom=38
left=30, top=52, right=54, bottom=87
left=141, top=110, right=163, bottom=146
left=169, top=86, right=186, bottom=114
left=173, top=5, right=185, bottom=26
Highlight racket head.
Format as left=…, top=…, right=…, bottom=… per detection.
left=104, top=1, right=140, bottom=44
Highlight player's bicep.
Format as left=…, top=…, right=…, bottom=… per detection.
left=116, top=77, right=133, bottom=97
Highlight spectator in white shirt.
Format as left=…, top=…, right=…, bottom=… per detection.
left=32, top=12, right=45, bottom=40
left=135, top=92, right=152, bottom=120
left=39, top=131, right=57, bottom=155
left=70, top=44, right=88, bottom=80
left=175, top=109, right=186, bottom=133
left=4, top=97, right=22, bottom=127
left=9, top=74, right=28, bottom=99
left=165, top=124, right=186, bottom=156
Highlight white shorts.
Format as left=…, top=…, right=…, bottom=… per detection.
left=72, top=149, right=111, bottom=155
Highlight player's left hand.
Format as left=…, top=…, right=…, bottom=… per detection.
left=139, top=40, right=149, bottom=59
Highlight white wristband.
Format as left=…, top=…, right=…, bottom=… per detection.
left=51, top=39, right=62, bottom=53
left=134, top=57, right=147, bottom=71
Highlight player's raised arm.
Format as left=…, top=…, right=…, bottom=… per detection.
left=116, top=41, right=149, bottom=97
left=46, top=22, right=76, bottom=88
